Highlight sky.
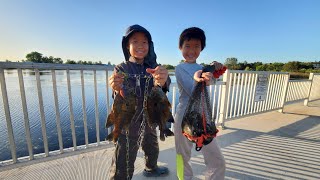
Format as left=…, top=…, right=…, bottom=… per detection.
left=0, top=0, right=319, bottom=66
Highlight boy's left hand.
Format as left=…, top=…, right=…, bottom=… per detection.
left=146, top=66, right=168, bottom=87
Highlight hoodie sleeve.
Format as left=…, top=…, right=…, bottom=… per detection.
left=175, top=65, right=196, bottom=97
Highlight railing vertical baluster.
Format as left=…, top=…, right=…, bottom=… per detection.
left=269, top=74, right=277, bottom=110
left=271, top=74, right=279, bottom=109
left=0, top=68, right=17, bottom=163
left=266, top=74, right=274, bottom=110
left=218, top=70, right=230, bottom=128
left=18, top=69, right=33, bottom=159
left=94, top=70, right=100, bottom=144
left=250, top=74, right=258, bottom=114
left=304, top=73, right=314, bottom=106
left=225, top=72, right=233, bottom=118
left=229, top=73, right=236, bottom=118
left=243, top=73, right=251, bottom=115
left=80, top=70, right=89, bottom=147
left=277, top=74, right=283, bottom=108
left=237, top=73, right=245, bottom=116
left=233, top=73, right=240, bottom=117
left=66, top=69, right=77, bottom=150
left=278, top=75, right=286, bottom=107
left=35, top=69, right=49, bottom=156
left=51, top=70, right=63, bottom=153
left=262, top=73, right=270, bottom=111
left=278, top=73, right=290, bottom=113
left=240, top=73, right=248, bottom=116
left=171, top=85, right=176, bottom=132
left=172, top=85, right=176, bottom=116
left=106, top=70, right=111, bottom=135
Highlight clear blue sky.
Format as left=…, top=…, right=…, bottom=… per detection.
left=1, top=0, right=319, bottom=65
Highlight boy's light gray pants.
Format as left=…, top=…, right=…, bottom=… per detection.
left=174, top=123, right=226, bottom=180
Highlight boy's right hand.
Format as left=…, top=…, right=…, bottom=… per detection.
left=109, top=72, right=124, bottom=92
left=193, top=70, right=213, bottom=86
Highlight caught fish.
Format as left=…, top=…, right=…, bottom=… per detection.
left=181, top=62, right=226, bottom=151
left=105, top=81, right=174, bottom=143
left=146, top=86, right=174, bottom=141
left=105, top=89, right=137, bottom=143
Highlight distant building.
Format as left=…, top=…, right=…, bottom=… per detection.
left=313, top=61, right=320, bottom=69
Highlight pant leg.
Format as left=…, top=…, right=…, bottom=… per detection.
left=108, top=134, right=139, bottom=180
left=201, top=139, right=226, bottom=180
left=142, top=130, right=159, bottom=170
left=174, top=121, right=194, bottom=180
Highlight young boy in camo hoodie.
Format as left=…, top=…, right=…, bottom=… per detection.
left=108, top=24, right=171, bottom=179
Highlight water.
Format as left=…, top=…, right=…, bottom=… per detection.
left=0, top=70, right=178, bottom=161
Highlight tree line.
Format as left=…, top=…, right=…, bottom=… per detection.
left=223, top=57, right=320, bottom=73
left=18, top=51, right=113, bottom=66
left=4, top=52, right=319, bottom=75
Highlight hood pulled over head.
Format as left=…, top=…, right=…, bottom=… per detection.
left=122, top=24, right=157, bottom=67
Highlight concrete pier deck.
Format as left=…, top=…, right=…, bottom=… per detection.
left=1, top=100, right=319, bottom=180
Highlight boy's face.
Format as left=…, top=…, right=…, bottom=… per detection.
left=180, top=38, right=202, bottom=64
left=127, top=32, right=149, bottom=62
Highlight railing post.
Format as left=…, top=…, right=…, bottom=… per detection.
left=0, top=68, right=17, bottom=163
left=18, top=68, right=34, bottom=159
left=218, top=70, right=230, bottom=129
left=304, top=73, right=314, bottom=106
left=171, top=85, right=176, bottom=132
left=278, top=73, right=290, bottom=113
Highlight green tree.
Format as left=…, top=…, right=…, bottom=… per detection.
left=162, top=64, right=175, bottom=70
left=53, top=57, right=63, bottom=64
left=271, top=62, right=284, bottom=71
left=256, top=64, right=268, bottom=71
left=26, top=51, right=43, bottom=63
left=95, top=61, right=103, bottom=65
left=66, top=59, right=76, bottom=64
left=283, top=61, right=300, bottom=72
left=225, top=57, right=238, bottom=70
left=251, top=62, right=263, bottom=70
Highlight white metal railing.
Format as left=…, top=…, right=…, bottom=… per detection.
left=0, top=62, right=114, bottom=166
left=217, top=70, right=290, bottom=127
left=1, top=62, right=320, bottom=168
left=217, top=70, right=320, bottom=127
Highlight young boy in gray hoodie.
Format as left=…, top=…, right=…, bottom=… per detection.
left=174, top=27, right=226, bottom=180
left=108, top=24, right=170, bottom=179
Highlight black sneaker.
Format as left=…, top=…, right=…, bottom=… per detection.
left=143, top=166, right=169, bottom=177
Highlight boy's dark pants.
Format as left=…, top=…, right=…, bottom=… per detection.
left=109, top=132, right=159, bottom=180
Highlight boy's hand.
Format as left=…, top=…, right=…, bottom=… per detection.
left=109, top=72, right=124, bottom=92
left=146, top=66, right=168, bottom=87
left=194, top=70, right=213, bottom=86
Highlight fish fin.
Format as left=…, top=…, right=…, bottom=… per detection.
left=105, top=117, right=113, bottom=128
left=160, top=132, right=165, bottom=141
left=106, top=133, right=114, bottom=142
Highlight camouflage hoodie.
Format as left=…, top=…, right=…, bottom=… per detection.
left=113, top=24, right=171, bottom=136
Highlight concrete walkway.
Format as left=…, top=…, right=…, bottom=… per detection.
left=0, top=100, right=319, bottom=180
